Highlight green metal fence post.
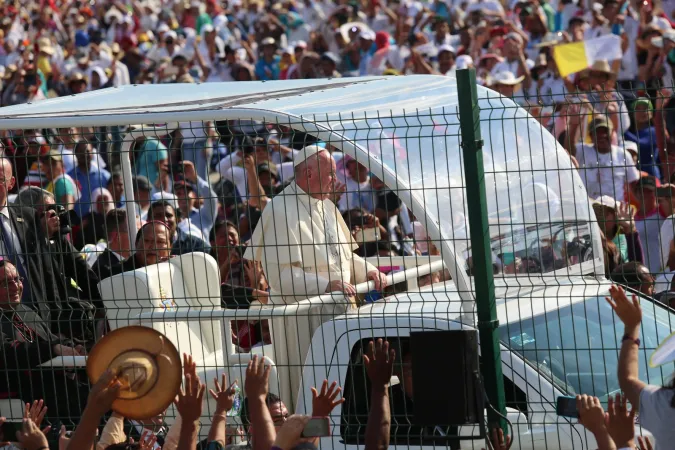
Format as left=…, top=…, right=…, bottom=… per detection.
left=456, top=68, right=507, bottom=430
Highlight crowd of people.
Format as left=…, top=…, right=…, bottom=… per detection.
left=0, top=0, right=673, bottom=98
left=0, top=0, right=675, bottom=449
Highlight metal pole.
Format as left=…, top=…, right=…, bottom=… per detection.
left=119, top=133, right=138, bottom=251
left=456, top=68, right=507, bottom=430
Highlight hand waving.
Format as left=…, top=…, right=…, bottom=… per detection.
left=245, top=355, right=270, bottom=400
left=606, top=285, right=642, bottom=331
left=615, top=202, right=636, bottom=234
left=24, top=400, right=49, bottom=434
left=175, top=373, right=205, bottom=423
left=210, top=373, right=238, bottom=415
left=363, top=339, right=395, bottom=387
left=311, top=380, right=345, bottom=417
left=16, top=418, right=49, bottom=450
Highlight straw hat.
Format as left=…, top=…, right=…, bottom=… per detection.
left=491, top=71, right=525, bottom=86
left=589, top=59, right=611, bottom=74
left=86, top=326, right=182, bottom=420
left=37, top=37, right=55, bottom=56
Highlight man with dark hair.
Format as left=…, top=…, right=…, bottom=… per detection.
left=150, top=200, right=210, bottom=255
left=91, top=209, right=131, bottom=281
left=108, top=172, right=125, bottom=208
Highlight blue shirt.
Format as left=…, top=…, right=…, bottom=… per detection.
left=625, top=127, right=661, bottom=180
left=69, top=164, right=111, bottom=218
left=255, top=56, right=281, bottom=81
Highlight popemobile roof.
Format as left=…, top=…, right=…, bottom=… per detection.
left=0, top=75, right=600, bottom=282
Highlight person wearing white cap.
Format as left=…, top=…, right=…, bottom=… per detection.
left=146, top=29, right=183, bottom=63
left=437, top=44, right=456, bottom=76
left=244, top=145, right=387, bottom=407
left=358, top=29, right=376, bottom=76
left=255, top=37, right=281, bottom=80
left=592, top=195, right=644, bottom=269
left=606, top=284, right=675, bottom=449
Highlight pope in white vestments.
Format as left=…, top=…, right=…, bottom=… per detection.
left=244, top=146, right=387, bottom=407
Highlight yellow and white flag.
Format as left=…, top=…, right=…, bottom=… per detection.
left=552, top=35, right=623, bottom=77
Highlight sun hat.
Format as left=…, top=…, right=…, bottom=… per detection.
left=650, top=330, right=675, bottom=367
left=491, top=71, right=525, bottom=85
left=86, top=326, right=182, bottom=420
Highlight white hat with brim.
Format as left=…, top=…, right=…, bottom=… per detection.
left=593, top=194, right=618, bottom=210
left=652, top=30, right=675, bottom=48
left=650, top=331, right=675, bottom=367
left=491, top=71, right=525, bottom=85
left=293, top=145, right=325, bottom=168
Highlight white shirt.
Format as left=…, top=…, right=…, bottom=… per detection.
left=574, top=144, right=640, bottom=201
left=639, top=385, right=675, bottom=449
left=618, top=17, right=639, bottom=81
left=338, top=175, right=374, bottom=213
left=659, top=214, right=675, bottom=273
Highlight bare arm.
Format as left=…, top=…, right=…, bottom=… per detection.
left=607, top=286, right=647, bottom=410
left=364, top=339, right=393, bottom=450
left=244, top=155, right=270, bottom=210
left=246, top=356, right=276, bottom=450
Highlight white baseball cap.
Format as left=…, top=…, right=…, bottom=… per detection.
left=593, top=195, right=619, bottom=210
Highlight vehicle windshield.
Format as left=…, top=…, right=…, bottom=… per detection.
left=499, top=294, right=674, bottom=400
left=474, top=222, right=595, bottom=275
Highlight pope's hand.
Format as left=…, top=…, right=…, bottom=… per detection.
left=367, top=270, right=388, bottom=291
left=326, top=280, right=357, bottom=295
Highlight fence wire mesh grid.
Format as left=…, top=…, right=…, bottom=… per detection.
left=0, top=75, right=672, bottom=450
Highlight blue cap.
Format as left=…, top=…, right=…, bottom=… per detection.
left=75, top=30, right=90, bottom=48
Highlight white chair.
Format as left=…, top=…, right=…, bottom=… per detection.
left=0, top=399, right=26, bottom=421
left=97, top=252, right=223, bottom=361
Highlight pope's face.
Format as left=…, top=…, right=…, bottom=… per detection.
left=307, top=153, right=336, bottom=201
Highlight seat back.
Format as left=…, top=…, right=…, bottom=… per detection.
left=98, top=252, right=222, bottom=359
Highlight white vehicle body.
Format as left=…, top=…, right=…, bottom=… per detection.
left=0, top=76, right=671, bottom=449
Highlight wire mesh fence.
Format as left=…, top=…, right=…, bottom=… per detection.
left=0, top=74, right=672, bottom=449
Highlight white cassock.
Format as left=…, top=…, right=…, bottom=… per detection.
left=244, top=182, right=376, bottom=408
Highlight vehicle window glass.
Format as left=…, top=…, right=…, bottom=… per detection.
left=499, top=294, right=674, bottom=401
left=341, top=337, right=529, bottom=444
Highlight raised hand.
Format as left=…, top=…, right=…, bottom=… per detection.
left=273, top=415, right=311, bottom=450
left=88, top=370, right=123, bottom=416
left=138, top=430, right=158, bottom=450
left=183, top=353, right=197, bottom=380
left=58, top=425, right=69, bottom=450
left=606, top=285, right=642, bottom=331
left=576, top=395, right=606, bottom=435
left=615, top=202, right=636, bottom=234
left=363, top=339, right=395, bottom=387
left=311, top=380, right=345, bottom=417
left=175, top=373, right=205, bottom=423
left=16, top=418, right=49, bottom=450
left=245, top=355, right=271, bottom=400
left=210, top=373, right=238, bottom=415
left=24, top=400, right=49, bottom=433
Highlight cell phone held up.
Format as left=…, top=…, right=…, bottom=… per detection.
left=301, top=417, right=330, bottom=438
left=556, top=395, right=578, bottom=418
